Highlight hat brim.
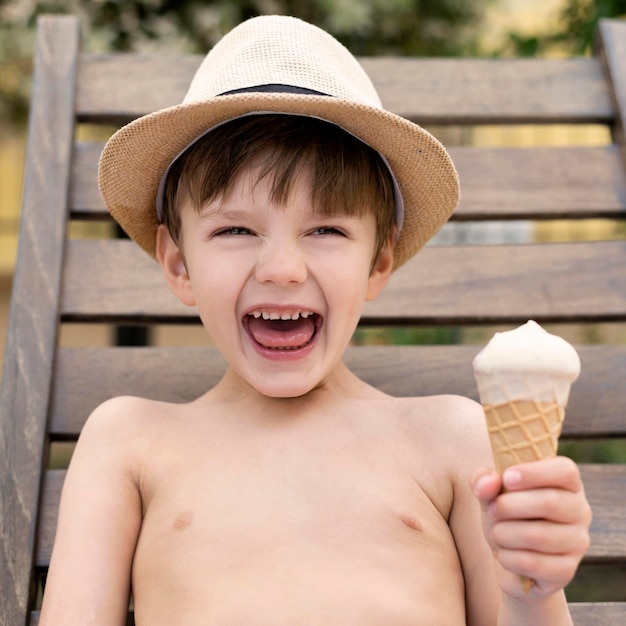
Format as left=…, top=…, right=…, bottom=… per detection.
left=98, top=92, right=459, bottom=270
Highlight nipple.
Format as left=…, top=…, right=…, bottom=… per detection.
left=173, top=510, right=193, bottom=531
left=400, top=512, right=423, bottom=532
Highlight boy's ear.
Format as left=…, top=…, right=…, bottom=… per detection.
left=366, top=235, right=395, bottom=302
left=156, top=224, right=196, bottom=307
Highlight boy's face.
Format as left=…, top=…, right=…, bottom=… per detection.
left=157, top=168, right=393, bottom=399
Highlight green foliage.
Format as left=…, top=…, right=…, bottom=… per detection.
left=500, top=0, right=626, bottom=56
left=352, top=326, right=460, bottom=346
left=0, top=0, right=495, bottom=127
left=559, top=439, right=626, bottom=463
left=1, top=0, right=494, bottom=54
left=0, top=24, right=33, bottom=125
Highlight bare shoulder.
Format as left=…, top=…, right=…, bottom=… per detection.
left=398, top=393, right=487, bottom=439
left=395, top=393, right=493, bottom=472
left=76, top=395, right=178, bottom=469
left=80, top=395, right=158, bottom=443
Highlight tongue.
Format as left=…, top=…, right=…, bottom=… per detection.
left=248, top=316, right=316, bottom=349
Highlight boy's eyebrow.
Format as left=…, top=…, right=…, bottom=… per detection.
left=198, top=206, right=251, bottom=221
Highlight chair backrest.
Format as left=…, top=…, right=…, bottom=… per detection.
left=1, top=14, right=625, bottom=626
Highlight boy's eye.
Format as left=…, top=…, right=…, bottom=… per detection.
left=312, top=226, right=345, bottom=236
left=215, top=226, right=252, bottom=236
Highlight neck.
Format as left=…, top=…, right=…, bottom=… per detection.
left=210, top=360, right=379, bottom=413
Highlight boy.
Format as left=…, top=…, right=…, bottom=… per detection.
left=40, top=15, right=591, bottom=625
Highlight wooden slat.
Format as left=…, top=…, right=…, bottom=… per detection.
left=453, top=145, right=626, bottom=219
left=76, top=55, right=614, bottom=124
left=577, top=465, right=626, bottom=563
left=35, top=464, right=626, bottom=567
left=369, top=241, right=626, bottom=324
left=60, top=239, right=626, bottom=324
left=29, top=604, right=626, bottom=626
left=50, top=345, right=626, bottom=439
left=570, top=603, right=626, bottom=626
left=362, top=58, right=614, bottom=125
left=71, top=142, right=626, bottom=220
left=0, top=16, right=79, bottom=626
left=29, top=602, right=626, bottom=626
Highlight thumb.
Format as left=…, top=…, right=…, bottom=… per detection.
left=471, top=467, right=502, bottom=507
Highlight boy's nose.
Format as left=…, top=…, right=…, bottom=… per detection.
left=254, top=240, right=307, bottom=286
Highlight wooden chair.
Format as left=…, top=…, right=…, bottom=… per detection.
left=1, top=14, right=625, bottom=625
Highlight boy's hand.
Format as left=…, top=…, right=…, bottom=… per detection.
left=471, top=456, right=592, bottom=598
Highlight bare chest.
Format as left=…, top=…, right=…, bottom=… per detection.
left=130, top=425, right=465, bottom=624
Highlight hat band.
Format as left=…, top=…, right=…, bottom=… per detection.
left=155, top=92, right=405, bottom=237
left=219, top=84, right=329, bottom=97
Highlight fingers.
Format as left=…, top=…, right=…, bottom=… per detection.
left=489, top=485, right=589, bottom=525
left=491, top=519, right=588, bottom=555
left=490, top=457, right=592, bottom=526
left=500, top=456, right=583, bottom=494
left=496, top=548, right=583, bottom=593
left=471, top=456, right=592, bottom=597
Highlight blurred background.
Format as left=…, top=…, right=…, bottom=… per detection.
left=3, top=0, right=626, bottom=370
left=1, top=0, right=626, bottom=601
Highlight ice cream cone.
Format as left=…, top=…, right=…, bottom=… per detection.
left=472, top=321, right=581, bottom=593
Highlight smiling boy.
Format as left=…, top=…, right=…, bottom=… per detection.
left=39, top=15, right=591, bottom=626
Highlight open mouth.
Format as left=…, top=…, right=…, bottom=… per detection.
left=244, top=309, right=321, bottom=352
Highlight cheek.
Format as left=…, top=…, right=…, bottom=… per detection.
left=324, top=263, right=372, bottom=317
left=186, top=261, right=240, bottom=318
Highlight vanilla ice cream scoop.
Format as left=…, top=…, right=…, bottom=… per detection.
left=472, top=319, right=581, bottom=378
left=473, top=320, right=580, bottom=409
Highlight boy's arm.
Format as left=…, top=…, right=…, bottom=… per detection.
left=39, top=397, right=143, bottom=625
left=445, top=397, right=501, bottom=625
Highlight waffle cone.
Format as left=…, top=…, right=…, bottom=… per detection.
left=482, top=398, right=564, bottom=474
left=474, top=372, right=571, bottom=473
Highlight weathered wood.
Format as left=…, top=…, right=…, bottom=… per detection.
left=76, top=54, right=614, bottom=124
left=596, top=19, right=626, bottom=163
left=362, top=58, right=614, bottom=125
left=34, top=464, right=626, bottom=567
left=28, top=603, right=626, bottom=626
left=49, top=345, right=626, bottom=440
left=0, top=16, right=79, bottom=626
left=71, top=142, right=626, bottom=220
left=570, top=602, right=626, bottom=626
left=452, top=145, right=626, bottom=219
left=60, top=239, right=626, bottom=324
left=371, top=241, right=626, bottom=324
left=580, top=464, right=626, bottom=563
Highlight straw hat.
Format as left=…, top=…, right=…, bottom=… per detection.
left=98, top=14, right=459, bottom=270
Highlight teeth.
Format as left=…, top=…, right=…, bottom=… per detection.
left=249, top=310, right=314, bottom=321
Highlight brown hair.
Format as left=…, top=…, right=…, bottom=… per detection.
left=161, top=114, right=396, bottom=263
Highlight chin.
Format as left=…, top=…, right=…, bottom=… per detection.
left=254, top=383, right=316, bottom=399
left=251, top=373, right=324, bottom=400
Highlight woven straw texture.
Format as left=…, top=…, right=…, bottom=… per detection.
left=98, top=15, right=459, bottom=269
